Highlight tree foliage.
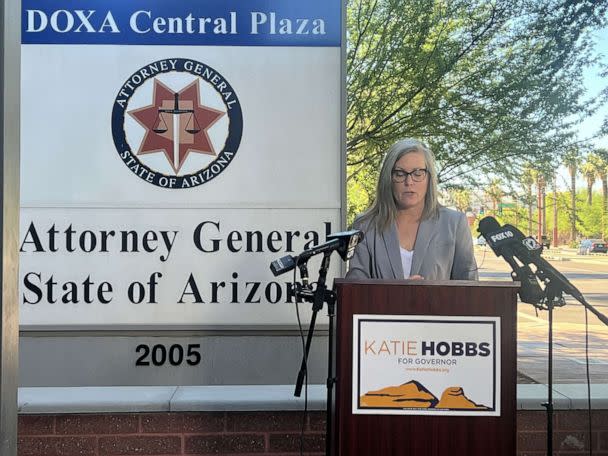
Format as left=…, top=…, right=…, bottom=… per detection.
left=347, top=0, right=608, bottom=218
left=446, top=187, right=472, bottom=211
left=562, top=146, right=582, bottom=240
left=591, top=148, right=608, bottom=237
left=580, top=159, right=597, bottom=205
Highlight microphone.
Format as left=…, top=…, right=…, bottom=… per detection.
left=478, top=217, right=546, bottom=305
left=269, top=230, right=364, bottom=277
left=478, top=216, right=584, bottom=305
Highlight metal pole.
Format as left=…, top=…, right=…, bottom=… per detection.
left=537, top=178, right=543, bottom=243
left=546, top=304, right=554, bottom=456
left=542, top=182, right=547, bottom=238
left=1, top=0, right=21, bottom=454
left=552, top=177, right=558, bottom=248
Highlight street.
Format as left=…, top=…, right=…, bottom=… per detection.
left=475, top=246, right=608, bottom=384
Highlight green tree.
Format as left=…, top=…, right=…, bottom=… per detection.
left=347, top=165, right=377, bottom=224
left=347, top=0, right=608, bottom=194
left=447, top=187, right=472, bottom=212
left=519, top=164, right=536, bottom=236
left=577, top=191, right=605, bottom=238
left=546, top=190, right=603, bottom=242
left=580, top=157, right=597, bottom=205
left=546, top=191, right=573, bottom=244
left=529, top=160, right=557, bottom=240
left=593, top=148, right=608, bottom=238
left=485, top=178, right=503, bottom=215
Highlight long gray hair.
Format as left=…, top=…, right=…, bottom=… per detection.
left=358, top=138, right=440, bottom=231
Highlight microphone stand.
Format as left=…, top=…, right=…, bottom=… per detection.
left=293, top=251, right=336, bottom=456
left=531, top=272, right=608, bottom=456
left=478, top=218, right=608, bottom=455
left=536, top=280, right=565, bottom=456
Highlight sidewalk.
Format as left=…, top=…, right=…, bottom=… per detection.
left=516, top=302, right=608, bottom=385
left=543, top=246, right=608, bottom=264
left=513, top=248, right=608, bottom=385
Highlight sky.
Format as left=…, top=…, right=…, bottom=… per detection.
left=556, top=26, right=608, bottom=191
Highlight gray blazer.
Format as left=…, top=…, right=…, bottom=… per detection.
left=346, top=207, right=478, bottom=281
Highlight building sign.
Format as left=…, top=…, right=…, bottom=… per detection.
left=20, top=0, right=343, bottom=328
left=22, top=2, right=340, bottom=46
left=353, top=315, right=500, bottom=416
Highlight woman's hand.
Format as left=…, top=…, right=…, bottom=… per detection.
left=408, top=275, right=424, bottom=280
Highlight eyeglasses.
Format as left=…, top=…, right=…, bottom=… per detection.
left=391, top=168, right=428, bottom=183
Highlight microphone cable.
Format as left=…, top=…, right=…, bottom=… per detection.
left=478, top=216, right=600, bottom=454
left=585, top=306, right=592, bottom=456
left=292, top=254, right=308, bottom=456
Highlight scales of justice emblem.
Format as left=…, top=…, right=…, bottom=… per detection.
left=112, top=58, right=243, bottom=189
left=129, top=80, right=223, bottom=175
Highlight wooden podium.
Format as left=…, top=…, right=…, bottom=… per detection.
left=332, top=279, right=518, bottom=456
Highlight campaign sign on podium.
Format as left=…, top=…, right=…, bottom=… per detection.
left=352, top=315, right=500, bottom=416
left=335, top=280, right=517, bottom=456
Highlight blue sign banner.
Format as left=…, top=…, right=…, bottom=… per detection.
left=22, top=0, right=341, bottom=46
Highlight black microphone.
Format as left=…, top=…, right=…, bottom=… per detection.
left=478, top=216, right=585, bottom=304
left=269, top=230, right=364, bottom=277
left=478, top=217, right=546, bottom=304
left=517, top=231, right=584, bottom=302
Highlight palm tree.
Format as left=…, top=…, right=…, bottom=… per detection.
left=594, top=149, right=608, bottom=239
left=580, top=158, right=597, bottom=205
left=562, top=148, right=581, bottom=242
left=485, top=179, right=503, bottom=216
left=520, top=165, right=536, bottom=236
left=448, top=188, right=472, bottom=213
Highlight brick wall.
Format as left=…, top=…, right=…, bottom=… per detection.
left=518, top=410, right=608, bottom=455
left=18, top=411, right=325, bottom=456
left=17, top=410, right=608, bottom=455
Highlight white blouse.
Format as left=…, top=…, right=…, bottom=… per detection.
left=399, top=247, right=414, bottom=278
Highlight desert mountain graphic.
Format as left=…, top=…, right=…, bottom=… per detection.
left=360, top=380, right=490, bottom=409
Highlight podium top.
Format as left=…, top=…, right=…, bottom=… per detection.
left=334, top=279, right=520, bottom=288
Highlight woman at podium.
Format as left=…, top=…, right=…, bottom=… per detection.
left=346, top=138, right=478, bottom=281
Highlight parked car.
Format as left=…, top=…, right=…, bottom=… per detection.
left=578, top=239, right=607, bottom=255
